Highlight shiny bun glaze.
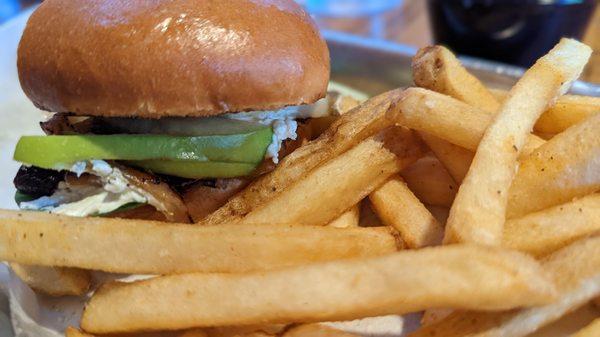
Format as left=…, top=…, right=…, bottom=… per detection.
left=17, top=0, right=330, bottom=118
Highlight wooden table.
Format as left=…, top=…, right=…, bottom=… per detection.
left=319, top=0, right=600, bottom=84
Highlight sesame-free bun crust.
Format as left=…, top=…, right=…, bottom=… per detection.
left=18, top=0, right=330, bottom=118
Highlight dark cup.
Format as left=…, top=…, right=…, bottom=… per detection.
left=427, top=0, right=598, bottom=67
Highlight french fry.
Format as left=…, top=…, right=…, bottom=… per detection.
left=411, top=45, right=547, bottom=182
left=282, top=324, right=361, bottom=337
left=393, top=88, right=546, bottom=156
left=491, top=88, right=600, bottom=134
left=328, top=205, right=360, bottom=228
left=238, top=127, right=426, bottom=226
left=570, top=318, right=600, bottom=337
left=399, top=94, right=600, bottom=221
left=504, top=194, right=600, bottom=257
left=80, top=245, right=555, bottom=333
left=507, top=112, right=600, bottom=218
left=0, top=210, right=398, bottom=274
left=201, top=90, right=401, bottom=225
left=444, top=39, right=591, bottom=245
left=10, top=263, right=90, bottom=296
left=400, top=155, right=458, bottom=208
left=419, top=132, right=473, bottom=183
left=412, top=46, right=581, bottom=150
left=411, top=45, right=480, bottom=184
left=369, top=175, right=444, bottom=248
left=409, top=235, right=600, bottom=337
left=412, top=45, right=500, bottom=113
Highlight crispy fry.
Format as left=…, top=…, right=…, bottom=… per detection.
left=393, top=88, right=546, bottom=156
left=570, top=318, right=600, bottom=337
left=201, top=90, right=401, bottom=225
left=412, top=45, right=500, bottom=113
left=10, top=263, right=90, bottom=296
left=491, top=88, right=600, bottom=134
left=238, top=127, right=426, bottom=226
left=507, top=113, right=600, bottom=218
left=0, top=210, right=398, bottom=274
left=369, top=175, right=443, bottom=248
left=282, top=324, right=361, bottom=337
left=328, top=205, right=360, bottom=228
left=419, top=133, right=473, bottom=183
left=411, top=46, right=486, bottom=184
left=80, top=245, right=555, bottom=333
left=444, top=39, right=591, bottom=245
left=401, top=155, right=458, bottom=208
left=412, top=45, right=598, bottom=143
left=503, top=194, right=600, bottom=257
left=409, top=235, right=600, bottom=337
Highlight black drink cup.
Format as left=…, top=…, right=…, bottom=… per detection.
left=427, top=0, right=598, bottom=67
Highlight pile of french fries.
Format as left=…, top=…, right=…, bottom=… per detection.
left=1, top=37, right=599, bottom=337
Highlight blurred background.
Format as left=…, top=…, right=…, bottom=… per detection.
left=2, top=0, right=598, bottom=83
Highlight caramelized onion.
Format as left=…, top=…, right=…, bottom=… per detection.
left=117, top=165, right=190, bottom=223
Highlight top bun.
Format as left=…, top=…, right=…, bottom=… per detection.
left=18, top=0, right=330, bottom=118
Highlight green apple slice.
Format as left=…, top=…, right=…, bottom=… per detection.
left=130, top=160, right=258, bottom=179
left=14, top=129, right=272, bottom=170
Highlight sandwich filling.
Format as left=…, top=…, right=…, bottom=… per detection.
left=13, top=88, right=363, bottom=220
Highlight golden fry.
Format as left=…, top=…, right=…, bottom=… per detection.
left=491, top=88, right=600, bottom=134
left=393, top=88, right=546, bottom=156
left=239, top=127, right=425, bottom=226
left=0, top=210, right=398, bottom=274
left=369, top=175, right=444, bottom=248
left=444, top=39, right=591, bottom=245
left=201, top=90, right=401, bottom=225
left=409, top=235, right=600, bottom=337
left=10, top=264, right=90, bottom=296
left=412, top=45, right=500, bottom=113
left=401, top=155, right=458, bottom=207
left=419, top=132, right=473, bottom=183
left=328, top=204, right=360, bottom=228
left=507, top=113, right=600, bottom=218
left=504, top=194, right=600, bottom=257
left=80, top=245, right=555, bottom=333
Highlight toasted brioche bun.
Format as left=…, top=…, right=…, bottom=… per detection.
left=18, top=0, right=329, bottom=118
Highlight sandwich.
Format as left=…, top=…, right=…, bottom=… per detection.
left=13, top=0, right=358, bottom=223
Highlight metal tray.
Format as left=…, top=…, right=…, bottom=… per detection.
left=325, top=30, right=600, bottom=97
